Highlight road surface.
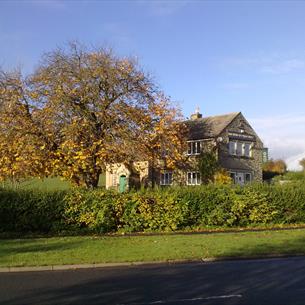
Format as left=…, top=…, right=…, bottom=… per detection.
left=1, top=257, right=305, bottom=304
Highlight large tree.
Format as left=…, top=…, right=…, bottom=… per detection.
left=0, top=43, right=186, bottom=188
left=0, top=70, right=51, bottom=184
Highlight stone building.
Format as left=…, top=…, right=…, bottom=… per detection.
left=105, top=111, right=264, bottom=191
left=186, top=111, right=264, bottom=185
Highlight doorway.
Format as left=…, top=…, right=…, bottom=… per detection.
left=236, top=173, right=245, bottom=185
left=119, top=175, right=127, bottom=193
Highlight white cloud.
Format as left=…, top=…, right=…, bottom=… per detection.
left=222, top=54, right=305, bottom=75
left=260, top=59, right=305, bottom=74
left=249, top=114, right=305, bottom=170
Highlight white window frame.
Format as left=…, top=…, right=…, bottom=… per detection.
left=236, top=142, right=243, bottom=156
left=245, top=172, right=252, bottom=183
left=160, top=171, right=173, bottom=186
left=112, top=174, right=117, bottom=186
left=244, top=143, right=252, bottom=157
left=229, top=141, right=236, bottom=155
left=230, top=171, right=252, bottom=184
left=187, top=172, right=201, bottom=185
left=229, top=141, right=253, bottom=158
left=187, top=141, right=201, bottom=155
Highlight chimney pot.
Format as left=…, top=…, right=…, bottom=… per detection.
left=190, top=107, right=202, bottom=120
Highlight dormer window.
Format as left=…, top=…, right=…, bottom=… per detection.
left=187, top=141, right=201, bottom=155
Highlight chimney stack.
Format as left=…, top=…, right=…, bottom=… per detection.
left=190, top=106, right=202, bottom=120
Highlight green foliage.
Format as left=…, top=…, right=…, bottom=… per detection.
left=263, top=159, right=287, bottom=181
left=213, top=169, right=233, bottom=185
left=0, top=187, right=66, bottom=233
left=272, top=171, right=305, bottom=183
left=197, top=150, right=219, bottom=184
left=1, top=182, right=305, bottom=234
left=64, top=188, right=118, bottom=233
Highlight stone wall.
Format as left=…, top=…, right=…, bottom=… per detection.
left=218, top=113, right=263, bottom=182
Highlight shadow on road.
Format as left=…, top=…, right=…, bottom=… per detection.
left=2, top=255, right=305, bottom=305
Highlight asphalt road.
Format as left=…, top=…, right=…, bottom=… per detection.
left=1, top=257, right=305, bottom=305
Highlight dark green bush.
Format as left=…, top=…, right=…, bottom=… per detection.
left=0, top=188, right=66, bottom=233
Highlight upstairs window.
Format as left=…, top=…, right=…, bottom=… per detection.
left=187, top=172, right=201, bottom=185
left=229, top=141, right=252, bottom=158
left=187, top=141, right=201, bottom=155
left=236, top=142, right=243, bottom=156
left=244, top=143, right=251, bottom=157
left=229, top=141, right=236, bottom=155
left=160, top=172, right=173, bottom=185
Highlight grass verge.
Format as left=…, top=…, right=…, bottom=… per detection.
left=2, top=228, right=305, bottom=267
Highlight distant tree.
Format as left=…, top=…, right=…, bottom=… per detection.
left=263, top=159, right=287, bottom=174
left=300, top=158, right=305, bottom=171
left=262, top=159, right=287, bottom=180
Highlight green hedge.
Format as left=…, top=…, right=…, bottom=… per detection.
left=1, top=182, right=305, bottom=234
left=0, top=188, right=66, bottom=233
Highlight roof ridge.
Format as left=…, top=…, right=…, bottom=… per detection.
left=201, top=112, right=240, bottom=120
left=185, top=112, right=241, bottom=139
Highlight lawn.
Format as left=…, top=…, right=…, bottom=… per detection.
left=2, top=229, right=305, bottom=267
left=2, top=174, right=106, bottom=191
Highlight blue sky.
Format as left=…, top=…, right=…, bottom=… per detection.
left=1, top=0, right=305, bottom=168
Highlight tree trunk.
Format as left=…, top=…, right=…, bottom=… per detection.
left=84, top=170, right=101, bottom=189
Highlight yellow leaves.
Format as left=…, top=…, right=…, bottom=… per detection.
left=214, top=169, right=233, bottom=185
left=29, top=92, right=39, bottom=99
left=0, top=42, right=188, bottom=188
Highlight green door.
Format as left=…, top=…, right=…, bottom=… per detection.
left=119, top=175, right=126, bottom=193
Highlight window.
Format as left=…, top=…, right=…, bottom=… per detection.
left=229, top=141, right=236, bottom=155
left=187, top=141, right=201, bottom=155
left=244, top=143, right=251, bottom=157
left=230, top=172, right=236, bottom=183
left=230, top=172, right=252, bottom=184
left=236, top=142, right=243, bottom=156
left=160, top=172, right=173, bottom=185
left=229, top=141, right=252, bottom=158
left=187, top=172, right=201, bottom=185
left=245, top=173, right=251, bottom=183
left=112, top=174, right=117, bottom=186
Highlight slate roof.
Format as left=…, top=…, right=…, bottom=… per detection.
left=185, top=112, right=240, bottom=140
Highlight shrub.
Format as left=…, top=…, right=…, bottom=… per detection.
left=117, top=189, right=188, bottom=232
left=1, top=182, right=305, bottom=234
left=63, top=188, right=119, bottom=233
left=0, top=187, right=66, bottom=233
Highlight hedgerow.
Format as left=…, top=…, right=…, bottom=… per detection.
left=1, top=182, right=305, bottom=234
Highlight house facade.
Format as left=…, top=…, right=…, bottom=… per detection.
left=105, top=111, right=264, bottom=191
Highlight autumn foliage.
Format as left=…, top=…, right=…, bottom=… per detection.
left=0, top=43, right=187, bottom=188
left=263, top=159, right=287, bottom=175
